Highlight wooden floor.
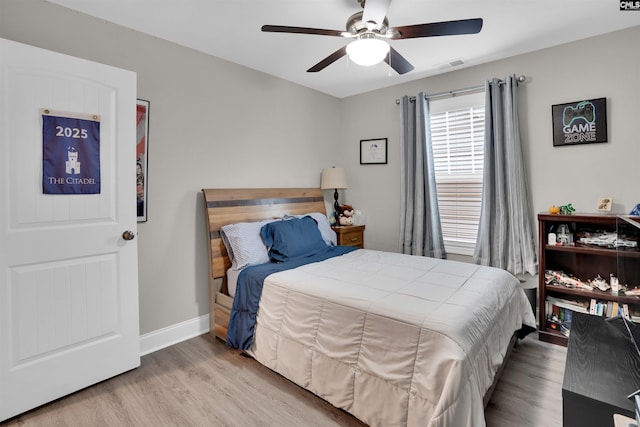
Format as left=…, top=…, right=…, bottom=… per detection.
left=2, top=333, right=566, bottom=427
left=485, top=335, right=566, bottom=427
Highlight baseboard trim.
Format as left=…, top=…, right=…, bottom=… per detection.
left=139, top=314, right=210, bottom=356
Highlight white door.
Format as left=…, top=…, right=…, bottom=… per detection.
left=0, top=38, right=140, bottom=421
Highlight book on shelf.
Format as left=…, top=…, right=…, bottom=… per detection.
left=609, top=301, right=619, bottom=318
left=546, top=296, right=589, bottom=313
left=587, top=298, right=618, bottom=317
left=619, top=304, right=640, bottom=323
left=561, top=320, right=571, bottom=337
left=596, top=301, right=604, bottom=317
left=545, top=296, right=640, bottom=337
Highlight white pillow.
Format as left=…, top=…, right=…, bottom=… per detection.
left=221, top=219, right=276, bottom=270
left=284, top=212, right=337, bottom=246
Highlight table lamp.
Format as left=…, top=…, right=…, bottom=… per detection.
left=320, top=166, right=348, bottom=214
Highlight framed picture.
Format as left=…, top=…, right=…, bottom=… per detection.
left=360, top=138, right=387, bottom=164
left=136, top=99, right=150, bottom=222
left=552, top=97, right=607, bottom=147
left=597, top=197, right=612, bottom=212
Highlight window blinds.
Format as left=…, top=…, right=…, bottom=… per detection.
left=430, top=104, right=485, bottom=253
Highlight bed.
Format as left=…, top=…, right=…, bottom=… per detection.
left=202, top=188, right=536, bottom=427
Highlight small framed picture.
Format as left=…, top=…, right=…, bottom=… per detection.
left=360, top=138, right=387, bottom=165
left=596, top=197, right=612, bottom=212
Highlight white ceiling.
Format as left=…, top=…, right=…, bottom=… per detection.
left=47, top=0, right=639, bottom=98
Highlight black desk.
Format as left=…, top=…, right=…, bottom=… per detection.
left=563, top=312, right=640, bottom=427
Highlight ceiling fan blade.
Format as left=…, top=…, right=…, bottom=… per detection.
left=307, top=46, right=348, bottom=72
left=390, top=18, right=483, bottom=39
left=261, top=25, right=344, bottom=37
left=384, top=47, right=414, bottom=74
left=362, top=0, right=392, bottom=26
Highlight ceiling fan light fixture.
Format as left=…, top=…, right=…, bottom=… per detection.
left=346, top=37, right=390, bottom=66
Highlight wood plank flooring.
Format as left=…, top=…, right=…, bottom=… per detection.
left=485, top=335, right=566, bottom=427
left=1, top=333, right=566, bottom=427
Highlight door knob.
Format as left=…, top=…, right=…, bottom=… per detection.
left=122, top=230, right=135, bottom=241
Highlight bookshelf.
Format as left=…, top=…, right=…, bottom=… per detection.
left=538, top=213, right=640, bottom=346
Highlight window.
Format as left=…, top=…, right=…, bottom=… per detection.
left=429, top=92, right=485, bottom=256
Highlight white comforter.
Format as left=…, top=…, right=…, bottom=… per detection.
left=247, top=249, right=536, bottom=427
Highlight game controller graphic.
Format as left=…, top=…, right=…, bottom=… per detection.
left=562, top=101, right=595, bottom=127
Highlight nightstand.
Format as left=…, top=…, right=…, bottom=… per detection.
left=332, top=225, right=365, bottom=248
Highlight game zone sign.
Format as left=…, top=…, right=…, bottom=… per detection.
left=551, top=97, right=607, bottom=147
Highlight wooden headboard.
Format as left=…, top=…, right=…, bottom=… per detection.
left=201, top=188, right=327, bottom=339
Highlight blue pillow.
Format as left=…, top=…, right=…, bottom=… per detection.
left=260, top=216, right=328, bottom=262
left=283, top=213, right=337, bottom=246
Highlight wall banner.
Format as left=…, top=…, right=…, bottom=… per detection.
left=42, top=109, right=101, bottom=194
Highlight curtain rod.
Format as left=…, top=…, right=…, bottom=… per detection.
left=395, top=75, right=526, bottom=104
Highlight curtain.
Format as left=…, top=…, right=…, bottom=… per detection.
left=474, top=76, right=537, bottom=276
left=399, top=94, right=445, bottom=258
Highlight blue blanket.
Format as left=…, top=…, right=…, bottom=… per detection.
left=226, top=246, right=358, bottom=350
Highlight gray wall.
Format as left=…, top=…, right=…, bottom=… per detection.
left=2, top=0, right=638, bottom=335
left=342, top=26, right=640, bottom=255
left=0, top=0, right=343, bottom=334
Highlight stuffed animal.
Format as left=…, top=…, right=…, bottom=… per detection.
left=339, top=216, right=353, bottom=226
left=338, top=204, right=355, bottom=226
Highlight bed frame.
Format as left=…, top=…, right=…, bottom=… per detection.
left=201, top=187, right=518, bottom=410
left=202, top=188, right=327, bottom=340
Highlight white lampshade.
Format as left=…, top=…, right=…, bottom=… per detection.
left=320, top=167, right=348, bottom=190
left=346, top=38, right=390, bottom=66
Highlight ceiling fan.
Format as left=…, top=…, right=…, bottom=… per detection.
left=261, top=0, right=483, bottom=74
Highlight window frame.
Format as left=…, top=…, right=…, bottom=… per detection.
left=429, top=91, right=485, bottom=256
